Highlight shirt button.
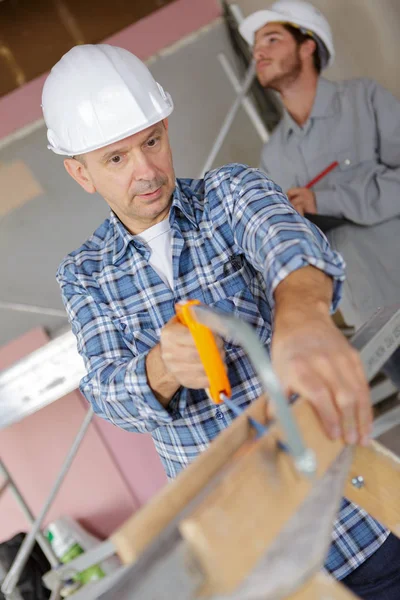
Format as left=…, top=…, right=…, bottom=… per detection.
left=215, top=410, right=224, bottom=420
left=344, top=158, right=351, bottom=166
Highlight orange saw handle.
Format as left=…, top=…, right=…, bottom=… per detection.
left=176, top=300, right=231, bottom=404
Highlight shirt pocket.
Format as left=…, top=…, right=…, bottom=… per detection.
left=311, top=145, right=375, bottom=188
left=334, top=147, right=359, bottom=170
left=206, top=254, right=250, bottom=301
left=204, top=254, right=271, bottom=346
left=114, top=311, right=159, bottom=356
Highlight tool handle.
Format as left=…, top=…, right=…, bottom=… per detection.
left=176, top=300, right=231, bottom=404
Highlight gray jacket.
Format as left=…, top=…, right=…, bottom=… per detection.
left=260, top=77, right=400, bottom=326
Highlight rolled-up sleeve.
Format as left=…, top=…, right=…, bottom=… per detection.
left=57, top=262, right=177, bottom=434
left=221, top=164, right=346, bottom=311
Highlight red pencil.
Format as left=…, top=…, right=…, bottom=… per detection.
left=305, top=161, right=339, bottom=189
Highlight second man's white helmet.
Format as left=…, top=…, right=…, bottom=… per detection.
left=239, top=0, right=335, bottom=69
left=42, top=44, right=174, bottom=156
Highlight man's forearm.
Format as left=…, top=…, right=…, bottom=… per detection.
left=145, top=344, right=180, bottom=408
left=273, top=266, right=333, bottom=329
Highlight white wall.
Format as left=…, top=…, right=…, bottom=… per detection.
left=234, top=0, right=400, bottom=98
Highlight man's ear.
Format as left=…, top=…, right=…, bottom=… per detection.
left=64, top=158, right=96, bottom=194
left=163, top=118, right=169, bottom=131
left=300, top=38, right=317, bottom=63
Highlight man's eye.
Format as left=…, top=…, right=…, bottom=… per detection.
left=147, top=137, right=159, bottom=148
left=110, top=155, right=122, bottom=164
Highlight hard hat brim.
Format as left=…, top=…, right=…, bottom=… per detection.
left=48, top=94, right=174, bottom=156
left=239, top=10, right=292, bottom=46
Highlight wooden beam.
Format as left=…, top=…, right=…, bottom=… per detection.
left=111, top=396, right=400, bottom=597
left=179, top=400, right=346, bottom=594
left=345, top=441, right=400, bottom=536
left=111, top=396, right=267, bottom=564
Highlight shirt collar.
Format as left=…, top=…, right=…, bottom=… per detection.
left=109, top=211, right=133, bottom=264
left=110, top=180, right=198, bottom=264
left=170, top=180, right=198, bottom=229
left=282, top=78, right=339, bottom=139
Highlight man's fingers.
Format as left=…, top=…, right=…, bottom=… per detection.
left=291, top=201, right=305, bottom=216
left=311, top=354, right=359, bottom=444
left=163, top=360, right=210, bottom=389
left=281, top=357, right=341, bottom=439
left=287, top=187, right=302, bottom=197
left=321, top=351, right=371, bottom=445
left=304, top=352, right=371, bottom=445
left=343, top=350, right=372, bottom=445
left=161, top=317, right=227, bottom=389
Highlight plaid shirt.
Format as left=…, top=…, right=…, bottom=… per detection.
left=57, top=163, right=388, bottom=579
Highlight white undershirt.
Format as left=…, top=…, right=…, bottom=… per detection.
left=134, top=219, right=174, bottom=290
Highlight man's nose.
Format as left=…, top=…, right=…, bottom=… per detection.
left=133, top=153, right=158, bottom=181
left=253, top=45, right=268, bottom=62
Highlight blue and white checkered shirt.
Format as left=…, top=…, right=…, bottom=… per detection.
left=57, top=163, right=388, bottom=579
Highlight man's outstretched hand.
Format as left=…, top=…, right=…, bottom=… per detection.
left=272, top=267, right=371, bottom=446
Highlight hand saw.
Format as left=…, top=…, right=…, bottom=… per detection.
left=41, top=304, right=400, bottom=600
left=176, top=299, right=316, bottom=474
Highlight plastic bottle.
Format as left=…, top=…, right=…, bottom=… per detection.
left=46, top=521, right=105, bottom=587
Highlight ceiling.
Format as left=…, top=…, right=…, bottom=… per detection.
left=0, top=0, right=174, bottom=97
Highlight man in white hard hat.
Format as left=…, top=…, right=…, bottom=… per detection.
left=240, top=0, right=400, bottom=393
left=240, top=2, right=400, bottom=597
left=44, top=44, right=388, bottom=596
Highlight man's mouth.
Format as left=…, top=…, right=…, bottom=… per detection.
left=137, top=186, right=162, bottom=199
left=257, top=59, right=272, bottom=69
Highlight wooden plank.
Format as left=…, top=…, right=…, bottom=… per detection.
left=345, top=441, right=400, bottom=536
left=111, top=397, right=400, bottom=596
left=111, top=396, right=268, bottom=564
left=289, top=572, right=360, bottom=599
left=179, top=400, right=346, bottom=594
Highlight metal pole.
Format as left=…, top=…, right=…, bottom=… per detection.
left=218, top=53, right=269, bottom=144
left=0, top=462, right=59, bottom=568
left=1, top=408, right=94, bottom=596
left=0, top=301, right=67, bottom=318
left=373, top=405, right=400, bottom=438
left=228, top=2, right=245, bottom=25
left=199, top=61, right=256, bottom=177
left=49, top=582, right=63, bottom=600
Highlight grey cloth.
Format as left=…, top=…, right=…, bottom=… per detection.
left=260, top=77, right=400, bottom=328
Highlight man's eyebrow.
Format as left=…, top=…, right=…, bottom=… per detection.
left=257, top=29, right=284, bottom=38
left=143, top=125, right=163, bottom=141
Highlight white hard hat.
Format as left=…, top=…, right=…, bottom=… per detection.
left=239, top=0, right=334, bottom=69
left=42, top=44, right=174, bottom=156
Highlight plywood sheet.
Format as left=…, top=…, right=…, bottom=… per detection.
left=0, top=160, right=43, bottom=217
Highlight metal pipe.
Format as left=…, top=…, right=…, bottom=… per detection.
left=218, top=53, right=269, bottom=144
left=0, top=301, right=67, bottom=318
left=49, top=582, right=63, bottom=600
left=228, top=3, right=245, bottom=25
left=372, top=405, right=400, bottom=439
left=1, top=408, right=94, bottom=596
left=199, top=61, right=256, bottom=178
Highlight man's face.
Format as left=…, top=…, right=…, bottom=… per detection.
left=253, top=22, right=302, bottom=89
left=66, top=121, right=175, bottom=234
